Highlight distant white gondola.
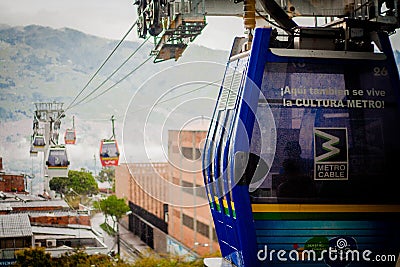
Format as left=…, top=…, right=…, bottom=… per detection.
left=29, top=144, right=38, bottom=157
left=32, top=134, right=45, bottom=152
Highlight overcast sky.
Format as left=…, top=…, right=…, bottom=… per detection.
left=0, top=0, right=399, bottom=50
left=0, top=0, right=245, bottom=51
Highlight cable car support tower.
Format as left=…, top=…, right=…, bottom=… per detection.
left=31, top=102, right=68, bottom=196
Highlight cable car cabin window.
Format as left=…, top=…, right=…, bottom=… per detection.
left=100, top=142, right=119, bottom=158
left=33, top=136, right=45, bottom=146
left=47, top=150, right=68, bottom=167
left=250, top=59, right=400, bottom=204
left=65, top=131, right=75, bottom=141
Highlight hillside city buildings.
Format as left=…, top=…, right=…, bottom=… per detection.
left=0, top=120, right=220, bottom=265
left=0, top=157, right=107, bottom=266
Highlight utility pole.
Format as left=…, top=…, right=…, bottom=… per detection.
left=93, top=154, right=97, bottom=177
left=117, top=222, right=120, bottom=255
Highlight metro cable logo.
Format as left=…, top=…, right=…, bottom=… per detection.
left=314, top=128, right=348, bottom=180
left=314, top=130, right=340, bottom=162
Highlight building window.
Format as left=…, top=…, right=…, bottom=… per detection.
left=181, top=180, right=207, bottom=199
left=197, top=221, right=209, bottom=237
left=181, top=147, right=201, bottom=160
left=212, top=228, right=218, bottom=242
left=182, top=214, right=194, bottom=229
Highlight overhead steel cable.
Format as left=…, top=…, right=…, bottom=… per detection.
left=64, top=20, right=138, bottom=111
left=127, top=78, right=223, bottom=115
left=68, top=36, right=151, bottom=108
left=70, top=54, right=154, bottom=108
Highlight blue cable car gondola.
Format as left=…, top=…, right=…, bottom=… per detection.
left=46, top=145, right=70, bottom=178
left=204, top=26, right=400, bottom=267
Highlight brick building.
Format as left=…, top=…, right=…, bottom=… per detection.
left=167, top=124, right=219, bottom=256
left=115, top=120, right=219, bottom=257
left=0, top=157, right=26, bottom=192
left=115, top=163, right=169, bottom=253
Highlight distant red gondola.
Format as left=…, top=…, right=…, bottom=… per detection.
left=64, top=116, right=76, bottom=145
left=99, top=139, right=120, bottom=167
left=64, top=129, right=76, bottom=144
left=99, top=115, right=120, bottom=167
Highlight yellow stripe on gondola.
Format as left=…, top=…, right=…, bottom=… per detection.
left=252, top=204, right=400, bottom=213
left=102, top=157, right=119, bottom=160
left=48, top=166, right=68, bottom=169
left=222, top=199, right=229, bottom=209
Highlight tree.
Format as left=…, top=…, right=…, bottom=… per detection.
left=49, top=177, right=69, bottom=195
left=13, top=248, right=131, bottom=267
left=99, top=195, right=130, bottom=230
left=53, top=249, right=132, bottom=267
left=50, top=169, right=99, bottom=196
left=13, top=247, right=52, bottom=267
left=97, top=167, right=115, bottom=183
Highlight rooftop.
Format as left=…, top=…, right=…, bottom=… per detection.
left=0, top=214, right=32, bottom=238
left=2, top=199, right=70, bottom=209
left=32, top=225, right=99, bottom=240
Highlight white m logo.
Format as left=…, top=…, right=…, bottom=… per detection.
left=315, top=129, right=340, bottom=162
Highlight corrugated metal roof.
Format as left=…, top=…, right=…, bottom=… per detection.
left=0, top=192, right=44, bottom=202
left=31, top=226, right=96, bottom=239
left=0, top=203, right=12, bottom=211
left=5, top=199, right=70, bottom=209
left=0, top=214, right=32, bottom=238
left=14, top=210, right=89, bottom=217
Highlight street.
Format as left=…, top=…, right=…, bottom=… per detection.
left=90, top=212, right=139, bottom=264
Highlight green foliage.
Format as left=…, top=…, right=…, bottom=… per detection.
left=53, top=249, right=131, bottom=267
left=100, top=195, right=130, bottom=222
left=68, top=169, right=99, bottom=195
left=49, top=177, right=69, bottom=195
left=92, top=199, right=101, bottom=211
left=50, top=169, right=99, bottom=196
left=97, top=167, right=115, bottom=183
left=13, top=247, right=52, bottom=267
left=13, top=248, right=131, bottom=267
left=13, top=248, right=208, bottom=267
left=133, top=255, right=203, bottom=267
left=100, top=222, right=116, bottom=236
